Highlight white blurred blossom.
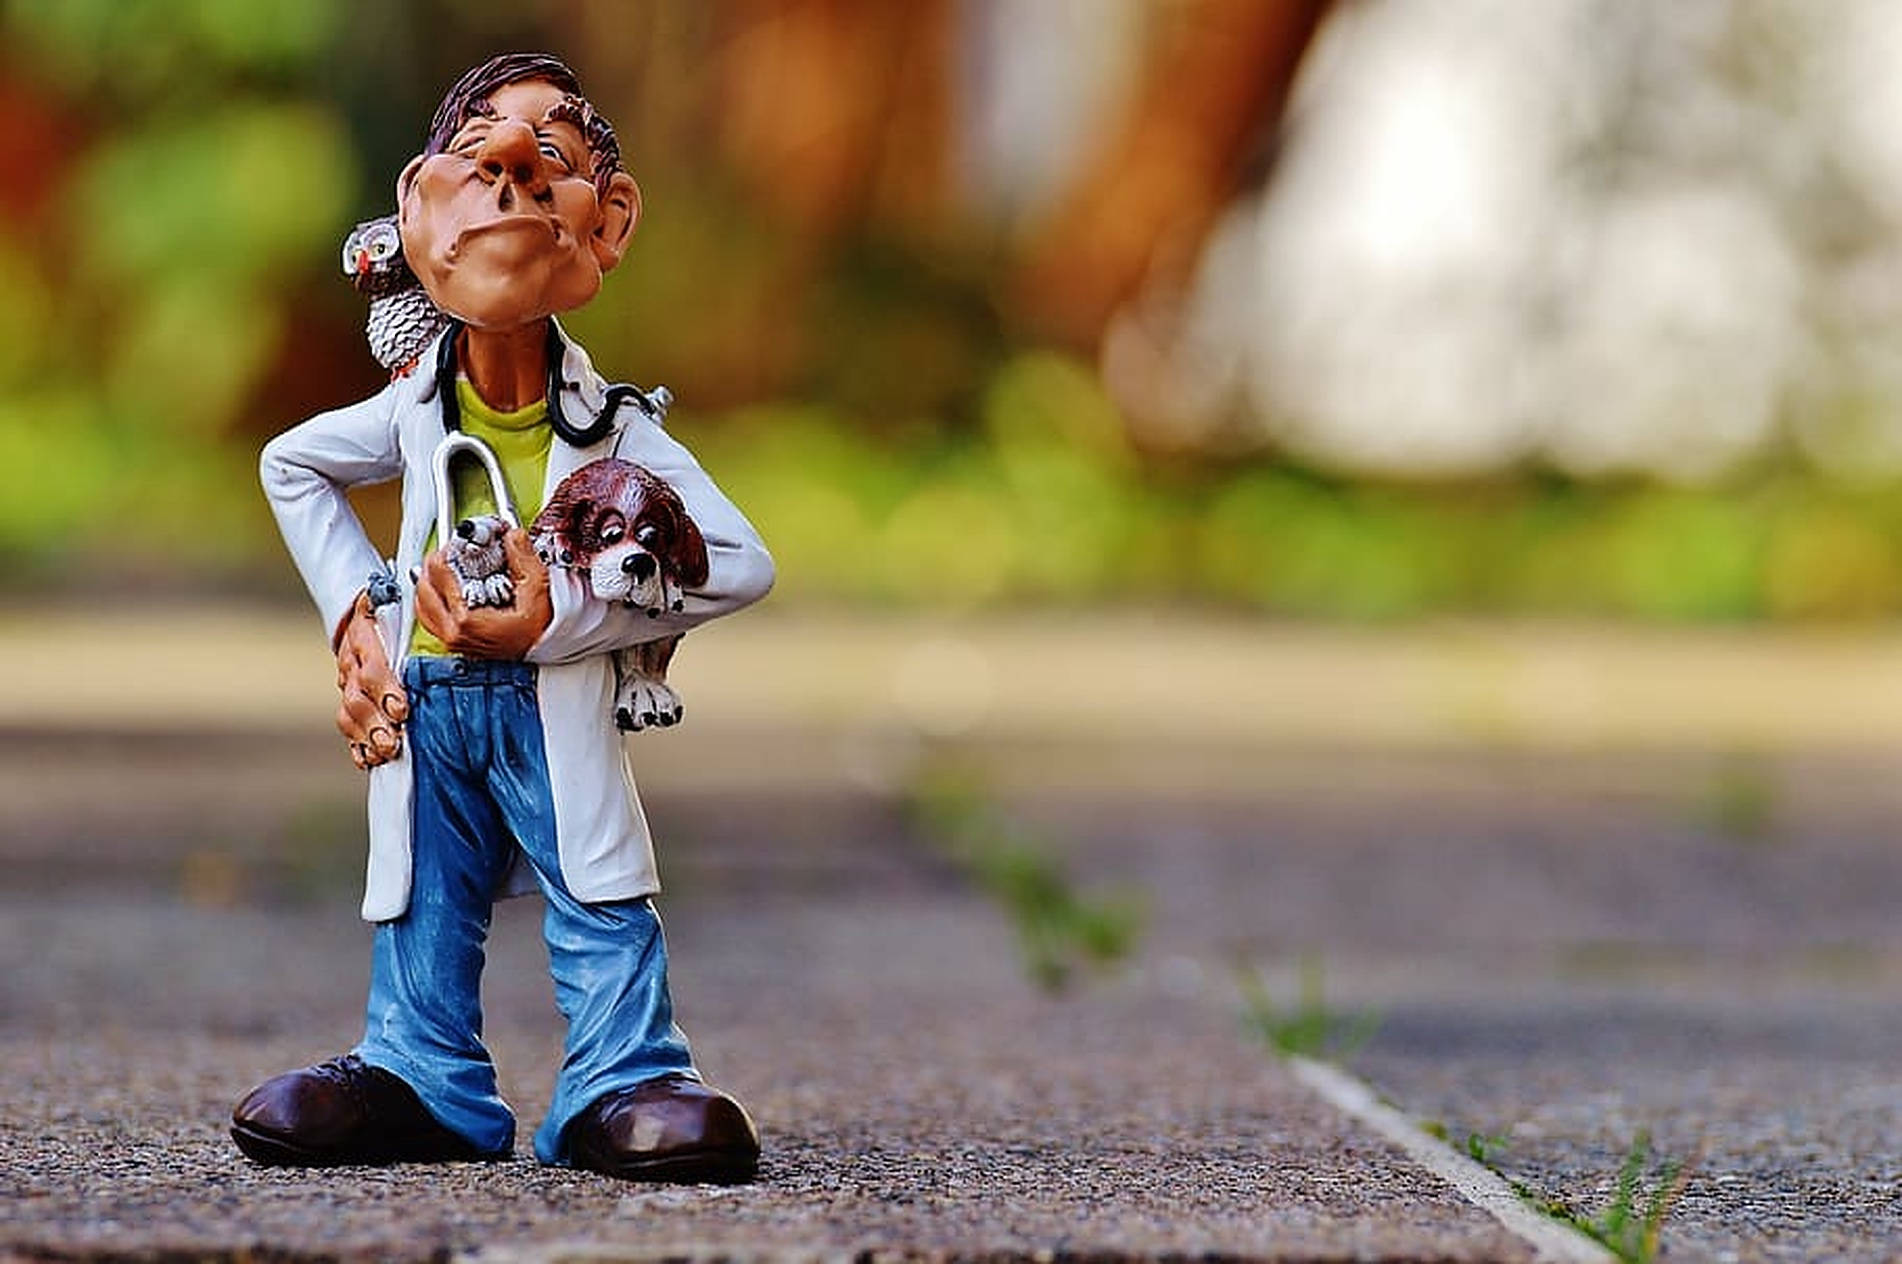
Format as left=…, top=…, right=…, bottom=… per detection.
left=1137, top=0, right=1902, bottom=480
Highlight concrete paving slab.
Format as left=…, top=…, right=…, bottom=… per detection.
left=1, top=897, right=1528, bottom=1263
left=1, top=756, right=1528, bottom=1262
left=1035, top=754, right=1902, bottom=1262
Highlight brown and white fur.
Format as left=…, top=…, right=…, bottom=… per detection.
left=530, top=459, right=708, bottom=732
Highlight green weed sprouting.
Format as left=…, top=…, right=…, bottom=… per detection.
left=1580, top=1131, right=1691, bottom=1264
left=1235, top=956, right=1380, bottom=1062
left=1464, top=1130, right=1509, bottom=1165
left=1456, top=1127, right=1691, bottom=1264
left=905, top=765, right=1145, bottom=993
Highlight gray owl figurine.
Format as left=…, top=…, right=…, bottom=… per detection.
left=342, top=214, right=449, bottom=377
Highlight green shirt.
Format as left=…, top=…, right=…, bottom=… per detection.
left=409, top=380, right=552, bottom=658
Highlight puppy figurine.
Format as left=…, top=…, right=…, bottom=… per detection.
left=444, top=514, right=516, bottom=608
left=531, top=459, right=709, bottom=732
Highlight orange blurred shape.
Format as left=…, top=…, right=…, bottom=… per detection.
left=715, top=0, right=952, bottom=240
left=1012, top=0, right=1330, bottom=350
left=0, top=72, right=86, bottom=224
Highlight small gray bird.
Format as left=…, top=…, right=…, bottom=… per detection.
left=341, top=214, right=449, bottom=377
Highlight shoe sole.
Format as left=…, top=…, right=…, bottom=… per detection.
left=230, top=1121, right=347, bottom=1166
left=581, top=1145, right=759, bottom=1185
left=230, top=1122, right=497, bottom=1167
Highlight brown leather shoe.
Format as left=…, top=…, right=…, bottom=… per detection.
left=565, top=1074, right=760, bottom=1184
left=230, top=1055, right=494, bottom=1166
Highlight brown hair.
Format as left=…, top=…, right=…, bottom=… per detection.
left=423, top=52, right=624, bottom=195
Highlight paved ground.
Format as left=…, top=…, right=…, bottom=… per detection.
left=3, top=756, right=1528, bottom=1263
left=7, top=608, right=1902, bottom=1260
left=1033, top=755, right=1902, bottom=1262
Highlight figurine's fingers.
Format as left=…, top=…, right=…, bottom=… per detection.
left=503, top=528, right=547, bottom=582
left=337, top=679, right=387, bottom=743
left=366, top=725, right=401, bottom=760
left=349, top=742, right=370, bottom=771
left=503, top=530, right=554, bottom=651
left=422, top=548, right=467, bottom=607
left=414, top=556, right=460, bottom=642
left=353, top=648, right=408, bottom=723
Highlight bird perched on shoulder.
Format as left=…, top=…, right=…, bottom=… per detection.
left=342, top=214, right=449, bottom=378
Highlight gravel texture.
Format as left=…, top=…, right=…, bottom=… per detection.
left=1022, top=752, right=1902, bottom=1262
left=1, top=738, right=1525, bottom=1263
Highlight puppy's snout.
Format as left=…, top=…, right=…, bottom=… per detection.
left=622, top=552, right=658, bottom=582
left=456, top=518, right=478, bottom=541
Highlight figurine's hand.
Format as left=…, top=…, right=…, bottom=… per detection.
left=415, top=528, right=552, bottom=660
left=336, top=591, right=408, bottom=771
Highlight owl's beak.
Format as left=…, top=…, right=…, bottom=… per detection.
left=354, top=249, right=371, bottom=276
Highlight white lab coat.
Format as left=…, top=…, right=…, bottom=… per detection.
left=260, top=323, right=774, bottom=921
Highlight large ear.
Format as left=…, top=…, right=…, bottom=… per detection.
left=590, top=170, right=641, bottom=273
left=663, top=496, right=710, bottom=589
left=395, top=154, right=427, bottom=216
left=528, top=472, right=590, bottom=563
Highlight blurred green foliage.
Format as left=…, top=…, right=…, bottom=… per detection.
left=680, top=354, right=1902, bottom=621
left=0, top=0, right=356, bottom=582
left=6, top=1, right=1902, bottom=622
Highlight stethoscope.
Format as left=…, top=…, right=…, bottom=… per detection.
left=366, top=320, right=671, bottom=638
left=433, top=317, right=665, bottom=447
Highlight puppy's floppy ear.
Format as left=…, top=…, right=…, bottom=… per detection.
left=658, top=494, right=709, bottom=589
left=530, top=472, right=594, bottom=562
left=563, top=497, right=600, bottom=554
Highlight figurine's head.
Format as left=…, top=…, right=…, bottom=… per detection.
left=396, top=52, right=641, bottom=330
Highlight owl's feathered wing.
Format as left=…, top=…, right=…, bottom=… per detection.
left=367, top=287, right=450, bottom=375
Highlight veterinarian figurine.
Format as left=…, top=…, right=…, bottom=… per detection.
left=241, top=53, right=773, bottom=1182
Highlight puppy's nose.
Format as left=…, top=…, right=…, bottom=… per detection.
left=622, top=553, right=658, bottom=582
left=456, top=519, right=477, bottom=540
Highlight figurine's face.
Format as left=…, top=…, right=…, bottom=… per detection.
left=397, top=78, right=640, bottom=330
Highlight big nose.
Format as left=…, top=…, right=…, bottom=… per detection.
left=475, top=120, right=545, bottom=190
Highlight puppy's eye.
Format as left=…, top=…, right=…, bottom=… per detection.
left=635, top=524, right=660, bottom=548
left=600, top=524, right=625, bottom=545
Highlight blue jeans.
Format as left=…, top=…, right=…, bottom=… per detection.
left=354, top=656, right=697, bottom=1163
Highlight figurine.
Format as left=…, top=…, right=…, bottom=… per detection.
left=240, top=52, right=774, bottom=1183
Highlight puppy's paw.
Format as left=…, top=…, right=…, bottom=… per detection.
left=483, top=573, right=515, bottom=607
left=613, top=675, right=684, bottom=733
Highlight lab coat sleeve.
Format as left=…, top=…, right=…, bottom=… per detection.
left=528, top=420, right=774, bottom=665
left=258, top=386, right=404, bottom=647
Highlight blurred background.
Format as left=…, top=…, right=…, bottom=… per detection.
left=13, top=0, right=1902, bottom=621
